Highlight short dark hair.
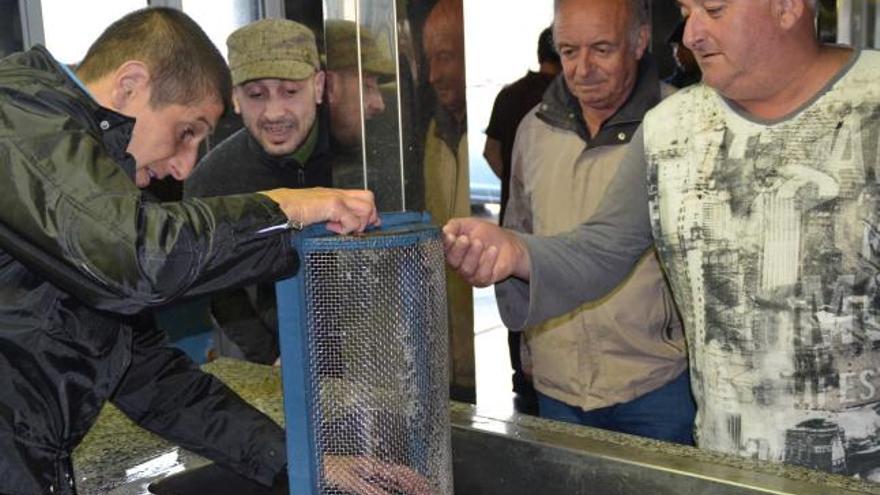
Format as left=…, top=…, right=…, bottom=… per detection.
left=76, top=7, right=231, bottom=110
left=537, top=27, right=560, bottom=65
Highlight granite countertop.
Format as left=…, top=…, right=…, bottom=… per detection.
left=73, top=358, right=880, bottom=495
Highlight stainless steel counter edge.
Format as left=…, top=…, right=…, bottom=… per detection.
left=450, top=402, right=880, bottom=495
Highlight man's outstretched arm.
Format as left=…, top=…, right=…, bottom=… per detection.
left=444, top=127, right=655, bottom=330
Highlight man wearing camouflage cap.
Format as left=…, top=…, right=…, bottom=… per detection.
left=323, top=19, right=395, bottom=189
left=184, top=18, right=334, bottom=365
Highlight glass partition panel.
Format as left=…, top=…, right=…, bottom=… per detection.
left=0, top=0, right=23, bottom=58
left=319, top=0, right=474, bottom=399
left=361, top=0, right=406, bottom=212
left=323, top=0, right=406, bottom=212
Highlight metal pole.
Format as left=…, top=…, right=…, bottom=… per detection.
left=355, top=0, right=369, bottom=191
left=18, top=0, right=45, bottom=49
left=262, top=0, right=285, bottom=18
left=392, top=0, right=406, bottom=210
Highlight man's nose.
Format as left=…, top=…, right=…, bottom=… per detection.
left=428, top=60, right=442, bottom=86
left=365, top=90, right=386, bottom=118
left=575, top=50, right=595, bottom=78
left=682, top=16, right=700, bottom=52
left=167, top=143, right=199, bottom=181
left=262, top=96, right=287, bottom=120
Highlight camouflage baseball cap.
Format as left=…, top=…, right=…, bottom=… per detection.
left=227, top=19, right=320, bottom=86
left=324, top=20, right=395, bottom=81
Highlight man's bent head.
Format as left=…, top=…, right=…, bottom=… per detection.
left=77, top=7, right=230, bottom=187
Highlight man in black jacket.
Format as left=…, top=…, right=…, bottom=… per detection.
left=184, top=19, right=335, bottom=365
left=0, top=8, right=383, bottom=495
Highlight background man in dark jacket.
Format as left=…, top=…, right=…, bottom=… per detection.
left=184, top=19, right=335, bottom=365
left=0, top=7, right=382, bottom=494
left=483, top=27, right=561, bottom=225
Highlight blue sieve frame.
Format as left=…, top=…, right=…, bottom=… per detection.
left=275, top=211, right=438, bottom=494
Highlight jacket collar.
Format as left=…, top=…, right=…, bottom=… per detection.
left=536, top=55, right=662, bottom=147
left=29, top=45, right=138, bottom=179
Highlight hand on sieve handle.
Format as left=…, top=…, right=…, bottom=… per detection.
left=258, top=188, right=381, bottom=235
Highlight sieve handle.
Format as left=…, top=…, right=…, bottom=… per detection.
left=368, top=211, right=433, bottom=231
left=297, top=211, right=434, bottom=237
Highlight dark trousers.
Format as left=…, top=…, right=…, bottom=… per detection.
left=537, top=370, right=696, bottom=445
left=508, top=331, right=537, bottom=414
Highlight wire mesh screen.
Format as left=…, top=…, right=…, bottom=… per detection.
left=278, top=214, right=452, bottom=495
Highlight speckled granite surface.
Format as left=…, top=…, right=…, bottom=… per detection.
left=73, top=358, right=880, bottom=495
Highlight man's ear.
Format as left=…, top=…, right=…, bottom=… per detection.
left=313, top=70, right=326, bottom=105
left=231, top=90, right=242, bottom=115
left=772, top=0, right=805, bottom=30
left=324, top=71, right=339, bottom=104
left=110, top=61, right=151, bottom=111
left=634, top=24, right=650, bottom=60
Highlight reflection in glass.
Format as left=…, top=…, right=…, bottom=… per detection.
left=324, top=0, right=405, bottom=211
left=421, top=0, right=468, bottom=225
left=320, top=0, right=475, bottom=400
left=420, top=0, right=474, bottom=403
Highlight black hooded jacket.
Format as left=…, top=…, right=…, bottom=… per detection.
left=0, top=46, right=294, bottom=494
